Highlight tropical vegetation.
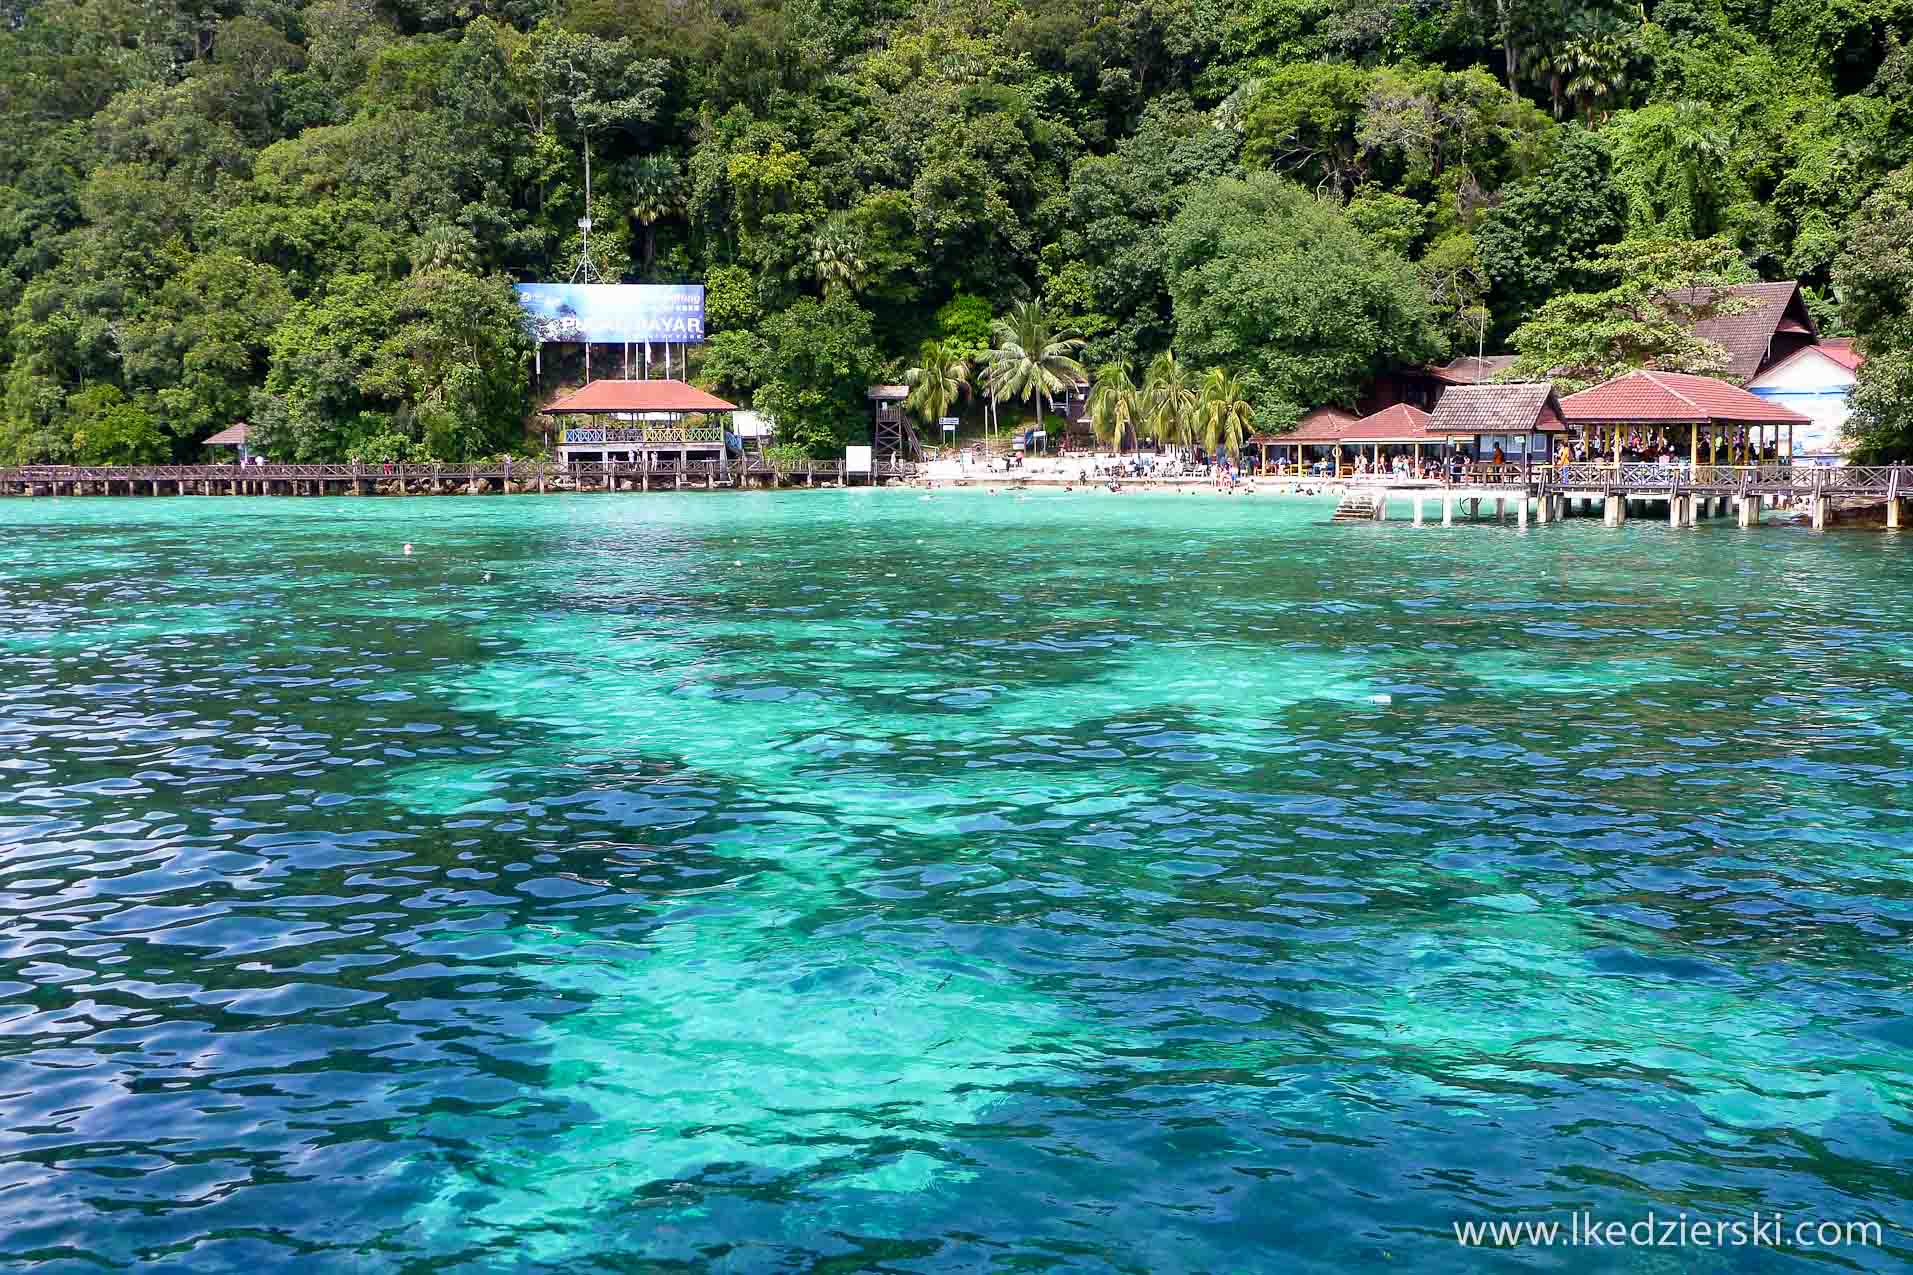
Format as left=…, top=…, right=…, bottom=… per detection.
left=4, top=0, right=1913, bottom=462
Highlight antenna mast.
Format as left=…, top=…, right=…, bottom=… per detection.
left=569, top=140, right=600, bottom=283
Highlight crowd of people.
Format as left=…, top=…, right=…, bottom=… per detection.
left=1555, top=437, right=1784, bottom=465
left=933, top=435, right=1793, bottom=490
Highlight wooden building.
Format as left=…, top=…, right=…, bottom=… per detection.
left=1424, top=382, right=1566, bottom=462
left=542, top=379, right=741, bottom=467
left=1676, top=280, right=1819, bottom=381
left=204, top=422, right=252, bottom=463
left=1372, top=354, right=1520, bottom=414
left=865, top=385, right=921, bottom=460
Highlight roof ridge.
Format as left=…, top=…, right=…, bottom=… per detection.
left=1638, top=369, right=1700, bottom=410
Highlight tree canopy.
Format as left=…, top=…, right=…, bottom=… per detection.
left=1, top=0, right=1907, bottom=460
left=1163, top=173, right=1445, bottom=425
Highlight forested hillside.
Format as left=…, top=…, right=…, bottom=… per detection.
left=4, top=0, right=1913, bottom=463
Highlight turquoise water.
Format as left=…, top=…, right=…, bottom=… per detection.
left=2, top=489, right=1911, bottom=1273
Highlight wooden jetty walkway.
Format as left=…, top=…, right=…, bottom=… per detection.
left=1342, top=463, right=1912, bottom=530
left=0, top=456, right=917, bottom=498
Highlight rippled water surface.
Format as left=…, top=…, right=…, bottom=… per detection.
left=3, top=490, right=1912, bottom=1273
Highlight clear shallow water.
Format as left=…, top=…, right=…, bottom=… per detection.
left=2, top=489, right=1911, bottom=1274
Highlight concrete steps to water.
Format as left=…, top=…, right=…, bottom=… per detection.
left=1331, top=491, right=1382, bottom=523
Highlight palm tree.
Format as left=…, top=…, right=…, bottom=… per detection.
left=411, top=223, right=481, bottom=274
left=904, top=340, right=971, bottom=440
left=1142, top=351, right=1200, bottom=461
left=979, top=300, right=1086, bottom=438
left=1087, top=359, right=1143, bottom=455
left=811, top=217, right=867, bottom=300
left=1198, top=369, right=1255, bottom=467
left=627, top=153, right=683, bottom=277
left=1561, top=24, right=1632, bottom=123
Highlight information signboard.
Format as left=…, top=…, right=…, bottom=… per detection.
left=514, top=284, right=705, bottom=344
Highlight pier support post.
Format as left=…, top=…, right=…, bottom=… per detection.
left=1412, top=494, right=1424, bottom=527
left=1517, top=495, right=1528, bottom=528
left=1738, top=494, right=1758, bottom=527
left=1812, top=494, right=1830, bottom=530
left=1469, top=498, right=1480, bottom=521
left=1686, top=494, right=1699, bottom=527
left=1669, top=494, right=1683, bottom=527
left=1441, top=491, right=1453, bottom=527
left=1536, top=492, right=1549, bottom=525
left=1372, top=489, right=1386, bottom=521
left=1887, top=498, right=1901, bottom=529
left=1495, top=497, right=1506, bottom=522
left=1604, top=493, right=1624, bottom=526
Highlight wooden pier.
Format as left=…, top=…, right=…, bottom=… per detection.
left=1342, top=463, right=1913, bottom=531
left=0, top=456, right=917, bottom=498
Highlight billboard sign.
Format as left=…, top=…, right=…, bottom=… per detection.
left=845, top=445, right=872, bottom=474
left=514, top=283, right=705, bottom=344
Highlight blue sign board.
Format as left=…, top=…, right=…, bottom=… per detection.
left=514, top=283, right=705, bottom=344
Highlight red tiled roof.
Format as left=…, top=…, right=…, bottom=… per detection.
left=542, top=379, right=738, bottom=414
left=1344, top=403, right=1432, bottom=441
left=204, top=422, right=249, bottom=445
left=1673, top=281, right=1815, bottom=380
left=1559, top=370, right=1811, bottom=425
left=1423, top=354, right=1518, bottom=385
left=1251, top=405, right=1361, bottom=445
left=1818, top=338, right=1863, bottom=371
left=1748, top=342, right=1864, bottom=386
left=1426, top=382, right=1565, bottom=435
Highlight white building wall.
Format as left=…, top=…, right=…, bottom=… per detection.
left=1748, top=350, right=1855, bottom=460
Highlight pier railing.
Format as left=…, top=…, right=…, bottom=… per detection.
left=560, top=424, right=724, bottom=445
left=1552, top=462, right=1793, bottom=488
left=0, top=456, right=918, bottom=494
left=1384, top=462, right=1911, bottom=501
left=1550, top=462, right=1906, bottom=495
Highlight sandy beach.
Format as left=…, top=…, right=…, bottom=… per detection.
left=908, top=451, right=1438, bottom=497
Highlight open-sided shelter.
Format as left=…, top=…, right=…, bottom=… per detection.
left=542, top=379, right=740, bottom=467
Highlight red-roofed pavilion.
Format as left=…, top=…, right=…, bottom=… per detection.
left=540, top=378, right=740, bottom=466
left=1558, top=370, right=1810, bottom=466
left=1247, top=406, right=1356, bottom=474
left=1249, top=404, right=1440, bottom=475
